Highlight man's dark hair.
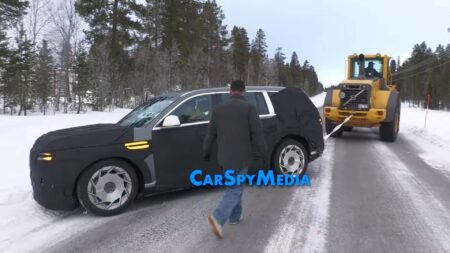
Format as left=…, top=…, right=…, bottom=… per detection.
left=230, top=80, right=245, bottom=92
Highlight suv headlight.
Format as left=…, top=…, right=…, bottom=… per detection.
left=37, top=153, right=52, bottom=161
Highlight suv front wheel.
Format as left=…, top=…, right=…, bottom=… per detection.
left=77, top=159, right=138, bottom=216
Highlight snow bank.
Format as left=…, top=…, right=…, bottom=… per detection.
left=0, top=109, right=130, bottom=252
left=310, top=92, right=326, bottom=108
left=400, top=104, right=450, bottom=175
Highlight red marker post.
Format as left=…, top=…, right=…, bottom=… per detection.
left=424, top=94, right=430, bottom=129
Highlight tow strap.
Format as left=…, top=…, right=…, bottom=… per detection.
left=323, top=114, right=353, bottom=141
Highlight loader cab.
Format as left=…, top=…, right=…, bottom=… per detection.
left=349, top=55, right=387, bottom=80
left=354, top=59, right=383, bottom=78
left=347, top=54, right=395, bottom=90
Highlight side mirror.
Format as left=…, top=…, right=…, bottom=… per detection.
left=162, top=115, right=181, bottom=127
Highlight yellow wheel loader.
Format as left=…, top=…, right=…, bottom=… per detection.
left=323, top=54, right=400, bottom=142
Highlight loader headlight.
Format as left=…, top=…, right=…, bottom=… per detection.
left=340, top=91, right=346, bottom=99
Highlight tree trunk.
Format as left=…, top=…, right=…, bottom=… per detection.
left=43, top=98, right=46, bottom=115
left=77, top=93, right=82, bottom=114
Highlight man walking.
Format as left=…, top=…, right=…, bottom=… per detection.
left=203, top=80, right=267, bottom=239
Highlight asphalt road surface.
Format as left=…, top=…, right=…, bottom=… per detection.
left=44, top=128, right=450, bottom=253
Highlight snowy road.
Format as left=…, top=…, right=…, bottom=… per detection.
left=46, top=124, right=450, bottom=253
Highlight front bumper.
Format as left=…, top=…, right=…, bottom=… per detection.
left=324, top=107, right=386, bottom=127
left=30, top=149, right=78, bottom=210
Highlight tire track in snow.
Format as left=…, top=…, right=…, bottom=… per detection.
left=264, top=140, right=335, bottom=253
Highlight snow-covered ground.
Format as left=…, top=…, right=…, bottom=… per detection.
left=399, top=104, right=450, bottom=176
left=310, top=92, right=326, bottom=108
left=0, top=109, right=131, bottom=252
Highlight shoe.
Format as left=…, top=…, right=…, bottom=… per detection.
left=208, top=215, right=223, bottom=239
left=229, top=214, right=242, bottom=225
left=229, top=220, right=240, bottom=225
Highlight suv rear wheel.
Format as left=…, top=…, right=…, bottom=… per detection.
left=273, top=139, right=309, bottom=176
left=77, top=159, right=138, bottom=216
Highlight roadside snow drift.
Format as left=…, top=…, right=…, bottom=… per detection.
left=400, top=104, right=450, bottom=176
left=310, top=92, right=326, bottom=108
left=0, top=109, right=130, bottom=252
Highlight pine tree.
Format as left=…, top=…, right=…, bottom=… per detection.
left=249, top=29, right=267, bottom=84
left=230, top=26, right=250, bottom=80
left=397, top=42, right=435, bottom=107
left=397, top=41, right=450, bottom=110
left=198, top=0, right=229, bottom=87
left=135, top=0, right=165, bottom=50
left=33, top=39, right=53, bottom=115
left=73, top=45, right=92, bottom=114
left=289, top=51, right=303, bottom=88
left=0, top=0, right=29, bottom=112
left=161, top=0, right=207, bottom=89
left=0, top=0, right=29, bottom=23
left=274, top=47, right=289, bottom=85
left=75, top=0, right=142, bottom=106
left=3, top=25, right=36, bottom=116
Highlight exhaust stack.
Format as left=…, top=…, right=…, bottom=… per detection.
left=358, top=54, right=365, bottom=79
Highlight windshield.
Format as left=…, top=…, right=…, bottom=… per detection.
left=351, top=58, right=383, bottom=79
left=118, top=97, right=176, bottom=127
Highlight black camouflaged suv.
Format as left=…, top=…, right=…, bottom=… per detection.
left=30, top=86, right=324, bottom=216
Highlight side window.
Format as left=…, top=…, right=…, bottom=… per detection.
left=246, top=92, right=269, bottom=115
left=170, top=95, right=212, bottom=124
left=255, top=92, right=269, bottom=115
left=219, top=92, right=269, bottom=115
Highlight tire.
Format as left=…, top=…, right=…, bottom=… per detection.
left=343, top=126, right=353, bottom=132
left=380, top=108, right=400, bottom=142
left=77, top=159, right=138, bottom=216
left=273, top=139, right=309, bottom=176
left=325, top=119, right=343, bottom=137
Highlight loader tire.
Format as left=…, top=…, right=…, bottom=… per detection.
left=380, top=108, right=400, bottom=142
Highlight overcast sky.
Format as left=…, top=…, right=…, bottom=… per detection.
left=216, top=0, right=450, bottom=87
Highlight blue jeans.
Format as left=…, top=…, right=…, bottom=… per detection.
left=213, top=168, right=247, bottom=226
